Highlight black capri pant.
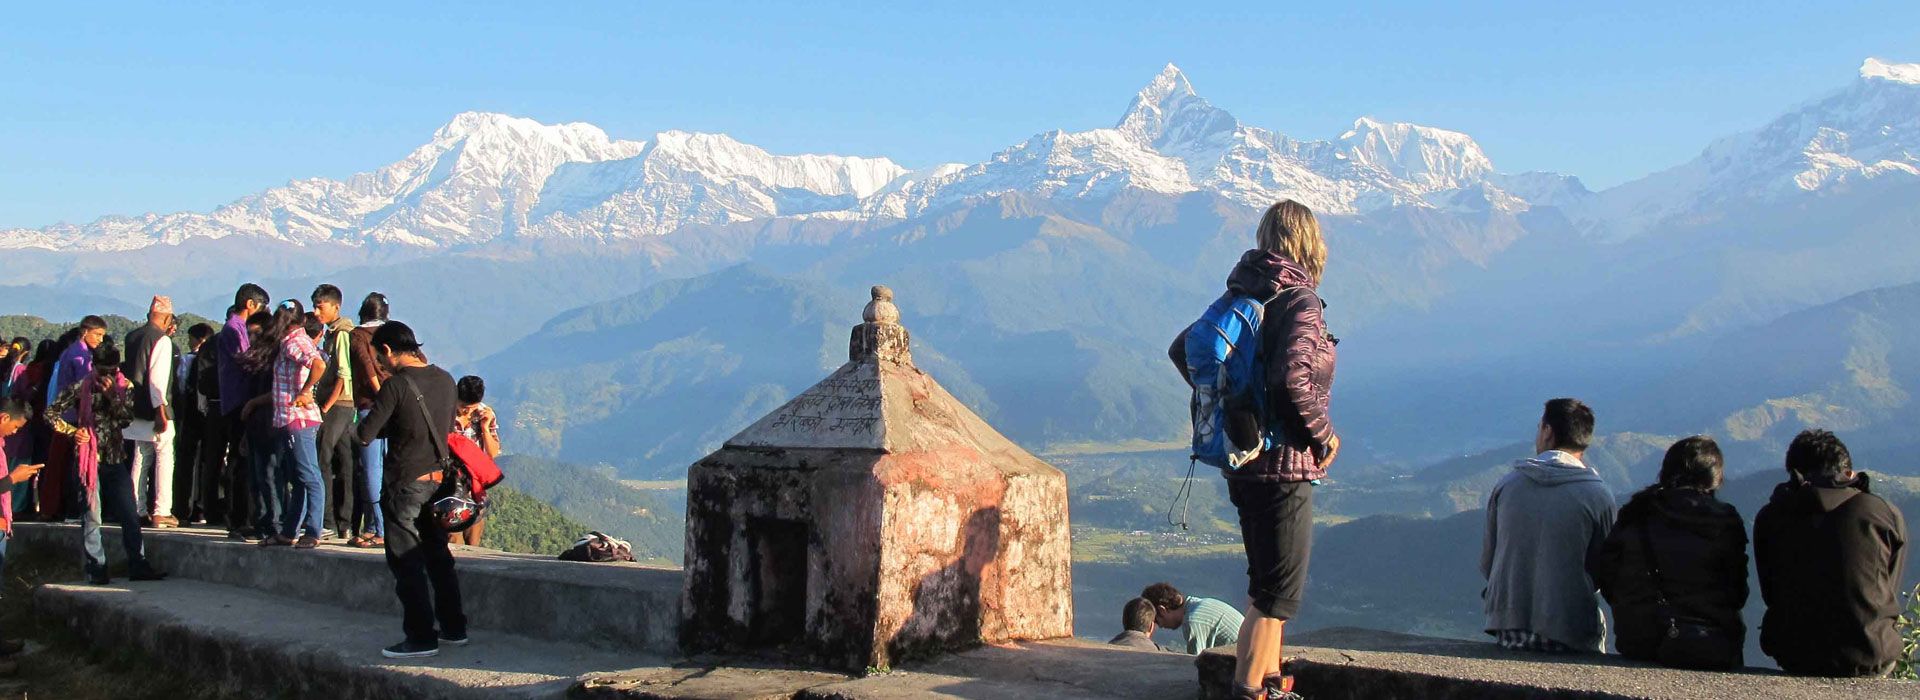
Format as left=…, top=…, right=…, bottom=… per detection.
left=1228, top=479, right=1314, bottom=620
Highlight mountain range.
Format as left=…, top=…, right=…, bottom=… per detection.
left=3, top=58, right=1918, bottom=475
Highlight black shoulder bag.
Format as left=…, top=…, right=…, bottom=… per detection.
left=1636, top=520, right=1739, bottom=670
left=404, top=375, right=481, bottom=532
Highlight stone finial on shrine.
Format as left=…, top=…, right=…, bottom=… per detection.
left=850, top=285, right=911, bottom=365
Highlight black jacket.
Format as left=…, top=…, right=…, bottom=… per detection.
left=1753, top=474, right=1909, bottom=677
left=1588, top=487, right=1748, bottom=666
left=355, top=364, right=456, bottom=486
left=122, top=323, right=169, bottom=421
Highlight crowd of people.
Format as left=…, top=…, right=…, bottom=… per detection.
left=0, top=282, right=503, bottom=660
left=1130, top=200, right=1911, bottom=699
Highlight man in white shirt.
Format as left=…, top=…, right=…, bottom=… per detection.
left=122, top=296, right=179, bottom=528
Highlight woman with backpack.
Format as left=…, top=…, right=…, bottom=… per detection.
left=1170, top=200, right=1339, bottom=700
left=1588, top=436, right=1748, bottom=670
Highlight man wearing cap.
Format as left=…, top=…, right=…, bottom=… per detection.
left=354, top=321, right=467, bottom=659
left=123, top=296, right=180, bottom=528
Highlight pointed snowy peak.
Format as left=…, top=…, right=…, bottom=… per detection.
left=1116, top=63, right=1239, bottom=150
left=1860, top=57, right=1920, bottom=85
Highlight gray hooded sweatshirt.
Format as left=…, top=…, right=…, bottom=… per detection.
left=1481, top=451, right=1618, bottom=651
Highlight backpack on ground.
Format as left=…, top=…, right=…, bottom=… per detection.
left=559, top=531, right=636, bottom=563
left=1181, top=291, right=1273, bottom=470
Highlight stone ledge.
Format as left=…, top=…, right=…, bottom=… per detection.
left=12, top=523, right=683, bottom=653
left=575, top=639, right=1199, bottom=699
left=1195, top=627, right=1917, bottom=700
left=34, top=579, right=649, bottom=700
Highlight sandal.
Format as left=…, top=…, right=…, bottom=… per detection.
left=293, top=536, right=319, bottom=549
left=258, top=535, right=294, bottom=547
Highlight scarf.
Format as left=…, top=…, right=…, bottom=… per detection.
left=0, top=442, right=11, bottom=534
left=74, top=372, right=130, bottom=496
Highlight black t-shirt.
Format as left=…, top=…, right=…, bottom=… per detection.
left=355, top=364, right=457, bottom=485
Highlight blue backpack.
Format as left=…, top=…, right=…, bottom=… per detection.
left=1182, top=291, right=1272, bottom=470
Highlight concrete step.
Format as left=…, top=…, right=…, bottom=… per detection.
left=12, top=522, right=681, bottom=653
left=1194, top=627, right=1918, bottom=700
left=575, top=640, right=1200, bottom=699
left=33, top=578, right=655, bottom=700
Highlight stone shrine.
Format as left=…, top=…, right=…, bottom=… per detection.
left=680, top=286, right=1073, bottom=670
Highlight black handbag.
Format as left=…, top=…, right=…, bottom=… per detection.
left=405, top=376, right=483, bottom=533
left=1636, top=521, right=1738, bottom=670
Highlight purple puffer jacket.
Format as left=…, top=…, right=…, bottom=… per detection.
left=1169, top=250, right=1337, bottom=482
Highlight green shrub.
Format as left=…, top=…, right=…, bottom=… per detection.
left=1896, top=582, right=1920, bottom=680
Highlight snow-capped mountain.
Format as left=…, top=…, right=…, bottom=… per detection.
left=1600, top=57, right=1920, bottom=238
left=0, top=113, right=903, bottom=251
left=8, top=59, right=1915, bottom=253
left=0, top=64, right=1561, bottom=253
left=523, top=130, right=906, bottom=239
left=862, top=64, right=1522, bottom=217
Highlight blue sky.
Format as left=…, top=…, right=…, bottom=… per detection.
left=3, top=2, right=1916, bottom=229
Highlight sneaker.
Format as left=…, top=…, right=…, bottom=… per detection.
left=87, top=574, right=111, bottom=586
left=129, top=565, right=168, bottom=582
left=439, top=633, right=470, bottom=647
left=320, top=528, right=337, bottom=540
left=293, top=536, right=319, bottom=549
left=381, top=639, right=439, bottom=659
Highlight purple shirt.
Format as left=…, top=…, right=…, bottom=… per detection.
left=215, top=312, right=254, bottom=416
left=53, top=340, right=94, bottom=420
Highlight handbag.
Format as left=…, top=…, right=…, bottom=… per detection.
left=1636, top=519, right=1738, bottom=670
left=405, top=376, right=484, bottom=533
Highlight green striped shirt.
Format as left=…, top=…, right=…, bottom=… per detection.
left=1181, top=596, right=1244, bottom=654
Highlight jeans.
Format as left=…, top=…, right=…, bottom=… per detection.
left=356, top=408, right=385, bottom=537
left=246, top=415, right=283, bottom=536
left=82, top=459, right=147, bottom=577
left=279, top=424, right=324, bottom=539
left=317, top=407, right=357, bottom=534
left=385, top=479, right=465, bottom=643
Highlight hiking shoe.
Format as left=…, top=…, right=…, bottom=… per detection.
left=1263, top=673, right=1302, bottom=700
left=439, top=633, right=470, bottom=647
left=381, top=640, right=439, bottom=659
left=293, top=536, right=319, bottom=549
left=258, top=535, right=294, bottom=547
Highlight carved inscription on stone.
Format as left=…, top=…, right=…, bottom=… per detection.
left=759, top=377, right=883, bottom=438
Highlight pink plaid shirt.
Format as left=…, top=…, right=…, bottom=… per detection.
left=273, top=331, right=326, bottom=429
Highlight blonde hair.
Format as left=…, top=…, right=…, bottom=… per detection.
left=1255, top=200, right=1326, bottom=284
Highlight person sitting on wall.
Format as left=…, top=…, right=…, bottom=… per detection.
left=1588, top=435, right=1747, bottom=670
left=1482, top=398, right=1617, bottom=653
left=1109, top=597, right=1169, bottom=651
left=1754, top=429, right=1909, bottom=678
left=1141, top=582, right=1243, bottom=655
